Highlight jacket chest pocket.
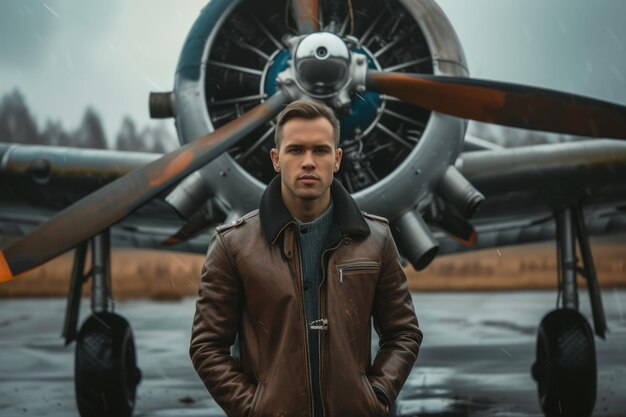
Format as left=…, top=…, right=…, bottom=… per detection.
left=336, top=261, right=380, bottom=283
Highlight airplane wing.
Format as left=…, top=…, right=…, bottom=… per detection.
left=0, top=143, right=211, bottom=254
left=3, top=138, right=625, bottom=258
left=436, top=138, right=626, bottom=254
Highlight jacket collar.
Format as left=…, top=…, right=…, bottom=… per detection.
left=259, top=175, right=370, bottom=244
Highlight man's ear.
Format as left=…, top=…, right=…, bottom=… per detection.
left=334, top=147, right=343, bottom=172
left=270, top=148, right=280, bottom=172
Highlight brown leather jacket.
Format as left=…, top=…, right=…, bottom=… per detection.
left=190, top=178, right=422, bottom=417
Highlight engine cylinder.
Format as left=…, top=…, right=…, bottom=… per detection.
left=149, top=92, right=175, bottom=119
left=392, top=210, right=439, bottom=271
left=164, top=171, right=213, bottom=220
left=437, top=166, right=484, bottom=219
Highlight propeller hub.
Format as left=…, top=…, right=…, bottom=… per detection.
left=294, top=32, right=351, bottom=96
left=276, top=32, right=368, bottom=113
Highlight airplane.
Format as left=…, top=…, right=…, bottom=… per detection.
left=1, top=0, right=626, bottom=416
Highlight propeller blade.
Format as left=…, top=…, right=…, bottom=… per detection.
left=367, top=70, right=626, bottom=139
left=0, top=92, right=289, bottom=282
left=291, top=0, right=320, bottom=34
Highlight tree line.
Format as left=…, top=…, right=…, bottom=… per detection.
left=0, top=89, right=176, bottom=153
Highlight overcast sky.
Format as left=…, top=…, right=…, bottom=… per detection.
left=0, top=0, right=625, bottom=145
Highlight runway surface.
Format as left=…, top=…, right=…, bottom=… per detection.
left=1, top=290, right=625, bottom=417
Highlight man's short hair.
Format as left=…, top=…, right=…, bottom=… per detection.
left=274, top=99, right=340, bottom=148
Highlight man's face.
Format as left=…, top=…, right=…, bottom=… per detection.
left=270, top=117, right=342, bottom=203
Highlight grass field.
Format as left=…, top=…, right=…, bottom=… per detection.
left=1, top=238, right=624, bottom=299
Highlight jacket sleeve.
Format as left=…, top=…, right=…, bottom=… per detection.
left=190, top=232, right=256, bottom=417
left=368, top=225, right=423, bottom=405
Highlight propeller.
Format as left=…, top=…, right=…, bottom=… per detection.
left=0, top=92, right=289, bottom=282
left=290, top=0, right=320, bottom=34
left=366, top=70, right=626, bottom=139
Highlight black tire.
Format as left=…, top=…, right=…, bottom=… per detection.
left=75, top=313, right=142, bottom=417
left=531, top=309, right=596, bottom=417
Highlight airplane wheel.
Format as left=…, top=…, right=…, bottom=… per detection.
left=75, top=313, right=142, bottom=417
left=531, top=309, right=596, bottom=417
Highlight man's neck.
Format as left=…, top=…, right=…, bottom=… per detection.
left=281, top=188, right=331, bottom=223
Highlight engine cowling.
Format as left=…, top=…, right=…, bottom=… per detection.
left=170, top=0, right=471, bottom=268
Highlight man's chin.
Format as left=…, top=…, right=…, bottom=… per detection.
left=295, top=191, right=323, bottom=201
left=293, top=184, right=329, bottom=200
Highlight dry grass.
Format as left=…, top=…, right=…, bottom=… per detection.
left=0, top=250, right=205, bottom=301
left=407, top=241, right=626, bottom=291
left=1, top=240, right=624, bottom=300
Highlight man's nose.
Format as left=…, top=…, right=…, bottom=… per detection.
left=301, top=151, right=316, bottom=169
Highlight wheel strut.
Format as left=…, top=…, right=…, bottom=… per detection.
left=555, top=206, right=608, bottom=337
left=532, top=204, right=606, bottom=417
left=62, top=229, right=114, bottom=344
left=91, top=229, right=113, bottom=314
left=60, top=229, right=141, bottom=417
left=572, top=205, right=607, bottom=338
left=62, top=241, right=89, bottom=345
left=555, top=208, right=578, bottom=310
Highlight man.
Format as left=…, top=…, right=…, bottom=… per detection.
left=190, top=99, right=422, bottom=417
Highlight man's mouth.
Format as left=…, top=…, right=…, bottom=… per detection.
left=299, top=175, right=319, bottom=185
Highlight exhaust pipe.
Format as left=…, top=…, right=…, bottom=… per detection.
left=165, top=171, right=212, bottom=219
left=392, top=211, right=439, bottom=271
left=437, top=166, right=484, bottom=218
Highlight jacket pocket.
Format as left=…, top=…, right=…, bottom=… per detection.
left=361, top=373, right=386, bottom=416
left=336, top=261, right=380, bottom=283
left=248, top=382, right=264, bottom=417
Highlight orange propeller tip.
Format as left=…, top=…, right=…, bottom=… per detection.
left=0, top=251, right=15, bottom=283
left=164, top=237, right=181, bottom=246
left=451, top=230, right=478, bottom=247
left=466, top=230, right=478, bottom=247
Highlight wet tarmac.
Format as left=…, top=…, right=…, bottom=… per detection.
left=1, top=290, right=625, bottom=417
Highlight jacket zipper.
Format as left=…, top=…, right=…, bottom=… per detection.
left=249, top=382, right=264, bottom=417
left=294, top=231, right=315, bottom=417
left=336, top=261, right=380, bottom=283
left=316, top=236, right=348, bottom=417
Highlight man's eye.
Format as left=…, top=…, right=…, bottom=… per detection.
left=288, top=148, right=303, bottom=153
left=315, top=148, right=330, bottom=153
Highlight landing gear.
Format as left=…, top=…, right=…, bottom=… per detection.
left=62, top=229, right=141, bottom=417
left=531, top=207, right=606, bottom=417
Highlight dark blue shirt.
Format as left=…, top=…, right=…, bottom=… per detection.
left=296, top=201, right=333, bottom=417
